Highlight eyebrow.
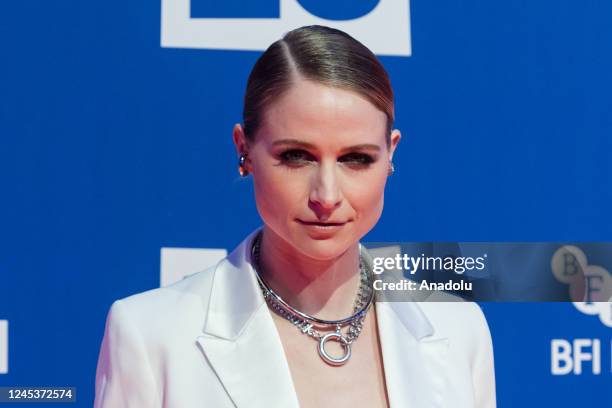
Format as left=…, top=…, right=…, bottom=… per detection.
left=271, top=138, right=381, bottom=153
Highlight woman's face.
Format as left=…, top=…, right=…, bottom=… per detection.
left=235, top=79, right=400, bottom=261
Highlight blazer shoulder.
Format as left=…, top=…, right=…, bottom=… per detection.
left=418, top=300, right=491, bottom=347
left=106, top=265, right=217, bottom=336
left=417, top=300, right=496, bottom=407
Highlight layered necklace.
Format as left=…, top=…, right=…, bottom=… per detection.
left=251, top=232, right=374, bottom=366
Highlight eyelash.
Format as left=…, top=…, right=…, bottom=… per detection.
left=277, top=149, right=376, bottom=168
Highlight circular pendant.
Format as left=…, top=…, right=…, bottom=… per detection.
left=318, top=332, right=351, bottom=366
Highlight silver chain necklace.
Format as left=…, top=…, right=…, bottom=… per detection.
left=251, top=232, right=374, bottom=366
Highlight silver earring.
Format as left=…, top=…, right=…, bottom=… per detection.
left=238, top=154, right=249, bottom=177
left=388, top=161, right=395, bottom=175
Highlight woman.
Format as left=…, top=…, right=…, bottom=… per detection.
left=94, top=25, right=496, bottom=408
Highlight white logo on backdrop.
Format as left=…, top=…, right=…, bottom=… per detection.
left=551, top=245, right=612, bottom=328
left=0, top=320, right=7, bottom=374
left=160, top=247, right=227, bottom=287
left=550, top=338, right=602, bottom=375
left=161, top=0, right=412, bottom=56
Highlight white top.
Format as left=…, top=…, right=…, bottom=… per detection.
left=94, top=229, right=496, bottom=407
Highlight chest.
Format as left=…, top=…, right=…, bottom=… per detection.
left=271, top=310, right=389, bottom=408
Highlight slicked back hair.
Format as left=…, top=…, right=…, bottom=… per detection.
left=243, top=25, right=394, bottom=146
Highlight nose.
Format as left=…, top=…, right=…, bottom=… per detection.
left=309, top=161, right=343, bottom=212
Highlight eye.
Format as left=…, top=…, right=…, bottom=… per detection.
left=338, top=152, right=376, bottom=168
left=278, top=149, right=316, bottom=166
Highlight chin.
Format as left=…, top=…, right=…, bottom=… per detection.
left=290, top=232, right=356, bottom=261
left=297, top=242, right=349, bottom=261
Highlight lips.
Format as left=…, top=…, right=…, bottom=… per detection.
left=296, top=219, right=347, bottom=226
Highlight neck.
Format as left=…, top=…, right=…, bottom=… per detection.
left=257, top=226, right=361, bottom=320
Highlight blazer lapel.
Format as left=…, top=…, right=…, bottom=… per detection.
left=195, top=232, right=449, bottom=408
left=196, top=230, right=300, bottom=408
left=376, top=301, right=449, bottom=408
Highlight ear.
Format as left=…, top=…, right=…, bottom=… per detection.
left=232, top=123, right=249, bottom=156
left=232, top=123, right=254, bottom=173
left=388, top=129, right=401, bottom=161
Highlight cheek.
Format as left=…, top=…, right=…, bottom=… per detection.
left=252, top=167, right=305, bottom=222
left=346, top=171, right=387, bottom=224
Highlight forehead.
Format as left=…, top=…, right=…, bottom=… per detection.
left=258, top=79, right=387, bottom=148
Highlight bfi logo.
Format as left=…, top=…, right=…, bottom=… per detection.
left=550, top=247, right=611, bottom=376
left=551, top=339, right=605, bottom=375
left=161, top=0, right=412, bottom=56
left=551, top=246, right=612, bottom=327
left=0, top=320, right=7, bottom=374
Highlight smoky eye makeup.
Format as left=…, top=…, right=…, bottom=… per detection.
left=338, top=152, right=378, bottom=166
left=276, top=149, right=316, bottom=165
left=274, top=147, right=379, bottom=168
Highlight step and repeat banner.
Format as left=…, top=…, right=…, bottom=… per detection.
left=1, top=1, right=610, bottom=406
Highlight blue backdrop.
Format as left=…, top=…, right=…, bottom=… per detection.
left=1, top=1, right=610, bottom=406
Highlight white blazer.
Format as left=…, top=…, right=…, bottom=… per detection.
left=94, top=229, right=496, bottom=408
